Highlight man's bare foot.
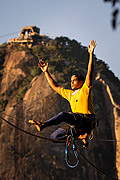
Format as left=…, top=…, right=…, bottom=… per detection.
left=29, top=120, right=44, bottom=131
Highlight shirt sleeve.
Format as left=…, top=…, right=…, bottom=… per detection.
left=61, top=87, right=72, bottom=101
left=82, top=81, right=92, bottom=95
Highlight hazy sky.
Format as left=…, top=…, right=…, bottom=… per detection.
left=0, top=0, right=120, bottom=79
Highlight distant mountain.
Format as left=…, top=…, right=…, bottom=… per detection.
left=0, top=37, right=120, bottom=180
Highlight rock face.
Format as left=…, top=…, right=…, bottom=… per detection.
left=0, top=43, right=120, bottom=180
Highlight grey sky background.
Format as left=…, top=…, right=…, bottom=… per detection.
left=0, top=0, right=120, bottom=79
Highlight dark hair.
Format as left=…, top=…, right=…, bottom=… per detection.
left=72, top=73, right=85, bottom=82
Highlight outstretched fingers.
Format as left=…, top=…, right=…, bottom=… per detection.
left=88, top=40, right=96, bottom=54
left=38, top=59, right=46, bottom=67
left=38, top=59, right=48, bottom=72
left=91, top=40, right=96, bottom=49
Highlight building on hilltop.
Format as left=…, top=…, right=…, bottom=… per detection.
left=9, top=26, right=50, bottom=48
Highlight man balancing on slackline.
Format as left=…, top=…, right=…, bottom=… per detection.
left=29, top=40, right=96, bottom=148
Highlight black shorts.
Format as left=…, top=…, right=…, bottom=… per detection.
left=61, top=113, right=96, bottom=138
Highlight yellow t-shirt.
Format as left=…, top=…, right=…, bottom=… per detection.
left=61, top=81, right=95, bottom=115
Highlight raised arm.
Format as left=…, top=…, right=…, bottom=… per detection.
left=85, top=40, right=96, bottom=87
left=38, top=60, right=62, bottom=95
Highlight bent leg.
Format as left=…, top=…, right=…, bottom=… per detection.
left=44, top=112, right=77, bottom=128
left=29, top=112, right=79, bottom=132
left=50, top=128, right=67, bottom=141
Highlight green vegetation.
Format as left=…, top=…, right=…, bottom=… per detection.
left=14, top=44, right=29, bottom=52
left=0, top=43, right=6, bottom=67
left=0, top=99, right=8, bottom=111
left=30, top=36, right=89, bottom=86
left=0, top=52, right=5, bottom=66
left=30, top=66, right=40, bottom=77
left=1, top=36, right=119, bottom=104
left=0, top=42, right=7, bottom=48
left=15, top=85, right=30, bottom=103
left=14, top=65, right=40, bottom=103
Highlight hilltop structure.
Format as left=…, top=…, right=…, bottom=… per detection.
left=9, top=26, right=50, bottom=48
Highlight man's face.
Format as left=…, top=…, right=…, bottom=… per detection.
left=71, top=76, right=83, bottom=90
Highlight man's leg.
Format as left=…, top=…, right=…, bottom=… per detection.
left=29, top=112, right=76, bottom=131
left=50, top=128, right=67, bottom=141
left=29, top=112, right=84, bottom=133
left=44, top=112, right=76, bottom=128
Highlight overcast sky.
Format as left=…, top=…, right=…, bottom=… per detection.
left=0, top=0, right=120, bottom=79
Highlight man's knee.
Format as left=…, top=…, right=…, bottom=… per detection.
left=58, top=111, right=66, bottom=116
left=57, top=112, right=68, bottom=120
left=50, top=132, right=56, bottom=140
left=50, top=128, right=66, bottom=140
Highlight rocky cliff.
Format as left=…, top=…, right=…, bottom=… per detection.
left=0, top=39, right=120, bottom=180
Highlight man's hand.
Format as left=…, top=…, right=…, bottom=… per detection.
left=38, top=59, right=48, bottom=72
left=38, top=59, right=61, bottom=95
left=88, top=40, right=96, bottom=54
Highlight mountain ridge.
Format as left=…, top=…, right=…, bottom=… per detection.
left=0, top=37, right=120, bottom=180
